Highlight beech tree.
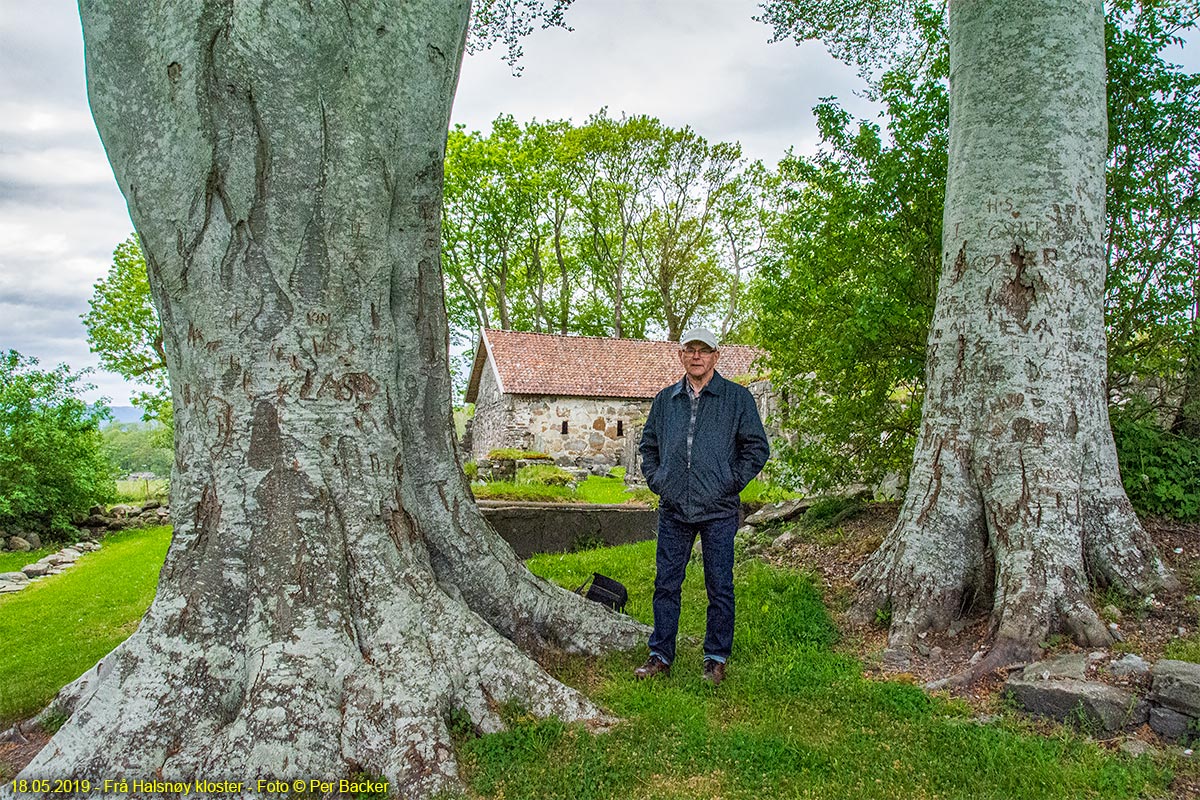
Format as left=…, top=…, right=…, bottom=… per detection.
left=761, top=0, right=1177, bottom=675
left=22, top=0, right=644, bottom=793
left=83, top=235, right=173, bottom=434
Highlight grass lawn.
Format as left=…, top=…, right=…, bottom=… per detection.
left=113, top=478, right=169, bottom=504
left=473, top=475, right=655, bottom=506
left=0, top=526, right=171, bottom=727
left=0, top=546, right=59, bottom=573
left=464, top=542, right=1172, bottom=800
left=0, top=528, right=1173, bottom=798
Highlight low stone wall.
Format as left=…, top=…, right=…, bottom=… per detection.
left=478, top=501, right=658, bottom=558
left=1003, top=652, right=1200, bottom=745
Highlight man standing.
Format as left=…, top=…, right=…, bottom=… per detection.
left=635, top=327, right=770, bottom=686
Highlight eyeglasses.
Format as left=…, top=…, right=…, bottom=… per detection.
left=682, top=347, right=715, bottom=356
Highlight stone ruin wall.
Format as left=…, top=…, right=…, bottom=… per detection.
left=470, top=366, right=651, bottom=469
left=520, top=396, right=651, bottom=469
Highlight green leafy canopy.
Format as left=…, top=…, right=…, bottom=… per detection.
left=0, top=351, right=115, bottom=533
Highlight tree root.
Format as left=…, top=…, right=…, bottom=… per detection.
left=16, top=563, right=615, bottom=798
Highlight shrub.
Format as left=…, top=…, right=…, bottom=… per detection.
left=740, top=478, right=804, bottom=505
left=1111, top=405, right=1200, bottom=520
left=802, top=494, right=866, bottom=531
left=0, top=351, right=115, bottom=534
left=486, top=448, right=552, bottom=461
left=463, top=460, right=478, bottom=480
left=516, top=463, right=574, bottom=486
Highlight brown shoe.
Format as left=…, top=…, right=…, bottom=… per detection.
left=702, top=659, right=726, bottom=687
left=634, top=655, right=671, bottom=680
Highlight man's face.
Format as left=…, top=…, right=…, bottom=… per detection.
left=679, top=341, right=719, bottom=384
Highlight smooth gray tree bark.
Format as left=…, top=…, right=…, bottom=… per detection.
left=17, top=2, right=644, bottom=795
left=854, top=0, right=1176, bottom=676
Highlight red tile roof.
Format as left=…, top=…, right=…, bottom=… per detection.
left=465, top=329, right=763, bottom=402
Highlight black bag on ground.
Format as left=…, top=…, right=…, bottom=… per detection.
left=574, top=572, right=628, bottom=613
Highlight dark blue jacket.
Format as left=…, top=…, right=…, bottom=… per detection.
left=639, top=371, right=770, bottom=523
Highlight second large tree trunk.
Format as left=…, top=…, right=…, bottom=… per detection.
left=854, top=0, right=1175, bottom=672
left=18, top=2, right=645, bottom=796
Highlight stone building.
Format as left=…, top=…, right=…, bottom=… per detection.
left=463, top=329, right=763, bottom=472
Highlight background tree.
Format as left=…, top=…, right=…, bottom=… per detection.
left=753, top=69, right=946, bottom=492
left=23, top=1, right=644, bottom=793
left=82, top=235, right=172, bottom=435
left=0, top=351, right=114, bottom=534
left=572, top=111, right=663, bottom=339
left=759, top=0, right=1176, bottom=675
left=442, top=111, right=755, bottom=343
left=101, top=422, right=174, bottom=478
left=756, top=1, right=1200, bottom=506
left=714, top=159, right=775, bottom=340
left=1103, top=0, right=1200, bottom=422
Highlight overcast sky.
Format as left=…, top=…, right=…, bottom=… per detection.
left=0, top=2, right=1193, bottom=406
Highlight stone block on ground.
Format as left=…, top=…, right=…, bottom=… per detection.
left=1119, top=738, right=1157, bottom=757
left=1004, top=677, right=1149, bottom=732
left=21, top=562, right=50, bottom=578
left=744, top=498, right=811, bottom=527
left=1149, top=705, right=1195, bottom=742
left=1020, top=653, right=1089, bottom=681
left=21, top=532, right=41, bottom=549
left=1108, top=654, right=1150, bottom=679
left=0, top=571, right=29, bottom=584
left=6, top=536, right=31, bottom=552
left=772, top=531, right=797, bottom=549
left=1151, top=660, right=1200, bottom=717
left=0, top=583, right=24, bottom=593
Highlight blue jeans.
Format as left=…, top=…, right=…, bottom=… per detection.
left=648, top=510, right=738, bottom=665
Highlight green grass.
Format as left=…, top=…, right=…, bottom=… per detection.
left=474, top=475, right=653, bottom=506
left=0, top=545, right=58, bottom=573
left=574, top=475, right=641, bottom=504
left=1165, top=636, right=1200, bottom=663
left=457, top=542, right=1172, bottom=800
left=0, top=526, right=171, bottom=726
left=0, top=528, right=1174, bottom=798
left=113, top=478, right=168, bottom=504
left=1164, top=598, right=1200, bottom=663
left=472, top=481, right=577, bottom=502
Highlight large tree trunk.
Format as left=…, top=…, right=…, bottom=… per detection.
left=18, top=2, right=645, bottom=795
left=854, top=0, right=1175, bottom=675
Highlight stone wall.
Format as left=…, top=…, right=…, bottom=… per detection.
left=524, top=396, right=650, bottom=469
left=470, top=359, right=653, bottom=468
left=478, top=501, right=658, bottom=558
left=470, top=363, right=533, bottom=458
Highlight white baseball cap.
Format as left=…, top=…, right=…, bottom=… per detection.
left=678, top=327, right=719, bottom=350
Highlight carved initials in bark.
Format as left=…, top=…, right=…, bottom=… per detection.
left=18, top=2, right=647, bottom=796
left=853, top=0, right=1175, bottom=682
